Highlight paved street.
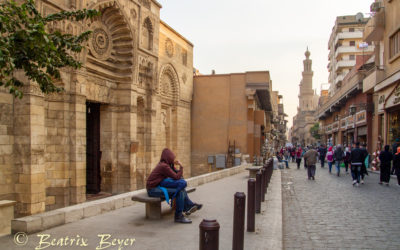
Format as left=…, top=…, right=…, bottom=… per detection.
left=282, top=161, right=400, bottom=250
left=0, top=169, right=282, bottom=250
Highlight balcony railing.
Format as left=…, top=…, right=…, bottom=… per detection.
left=316, top=72, right=363, bottom=119
left=335, top=45, right=374, bottom=59
left=334, top=31, right=363, bottom=46
left=335, top=60, right=356, bottom=72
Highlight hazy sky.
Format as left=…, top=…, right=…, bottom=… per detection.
left=157, top=0, right=372, bottom=128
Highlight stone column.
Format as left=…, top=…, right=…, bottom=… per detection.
left=100, top=105, right=118, bottom=194
left=69, top=93, right=86, bottom=204
left=14, top=83, right=46, bottom=216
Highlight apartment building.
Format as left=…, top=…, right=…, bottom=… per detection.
left=328, top=13, right=374, bottom=96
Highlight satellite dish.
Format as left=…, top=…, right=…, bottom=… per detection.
left=356, top=12, right=364, bottom=23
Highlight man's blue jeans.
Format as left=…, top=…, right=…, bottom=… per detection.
left=335, top=161, right=342, bottom=175
left=147, top=187, right=194, bottom=217
left=328, top=162, right=333, bottom=173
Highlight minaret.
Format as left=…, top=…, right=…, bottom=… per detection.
left=299, top=47, right=314, bottom=111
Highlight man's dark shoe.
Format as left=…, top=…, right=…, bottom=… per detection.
left=185, top=203, right=203, bottom=216
left=174, top=214, right=192, bottom=224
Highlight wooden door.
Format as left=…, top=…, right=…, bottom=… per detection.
left=86, top=102, right=101, bottom=194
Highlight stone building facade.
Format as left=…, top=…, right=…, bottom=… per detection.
left=292, top=49, right=319, bottom=146
left=0, top=0, right=193, bottom=217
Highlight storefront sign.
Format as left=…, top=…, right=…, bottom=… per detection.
left=347, top=115, right=355, bottom=129
left=332, top=121, right=339, bottom=132
left=340, top=118, right=347, bottom=129
left=356, top=110, right=367, bottom=125
left=384, top=84, right=400, bottom=110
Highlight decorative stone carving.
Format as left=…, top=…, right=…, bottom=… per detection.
left=181, top=73, right=187, bottom=84
left=139, top=0, right=151, bottom=9
left=181, top=49, right=188, bottom=66
left=165, top=38, right=174, bottom=58
left=88, top=23, right=112, bottom=60
left=158, top=64, right=179, bottom=100
left=85, top=5, right=134, bottom=82
left=138, top=56, right=153, bottom=88
left=130, top=8, right=137, bottom=19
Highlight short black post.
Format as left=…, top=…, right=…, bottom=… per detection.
left=247, top=179, right=256, bottom=232
left=263, top=166, right=268, bottom=195
left=199, top=219, right=220, bottom=250
left=233, top=192, right=246, bottom=250
left=260, top=168, right=265, bottom=202
left=255, top=172, right=261, bottom=213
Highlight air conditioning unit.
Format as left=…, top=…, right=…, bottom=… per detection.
left=370, top=2, right=382, bottom=12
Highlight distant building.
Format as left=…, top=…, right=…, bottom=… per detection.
left=191, top=71, right=277, bottom=175
left=292, top=49, right=319, bottom=146
left=328, top=13, right=374, bottom=96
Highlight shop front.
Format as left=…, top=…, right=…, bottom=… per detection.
left=376, top=81, right=400, bottom=146
left=355, top=110, right=367, bottom=145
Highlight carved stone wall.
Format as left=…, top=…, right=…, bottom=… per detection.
left=0, top=0, right=194, bottom=217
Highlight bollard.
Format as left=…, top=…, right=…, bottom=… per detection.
left=255, top=172, right=261, bottom=213
left=260, top=168, right=265, bottom=202
left=233, top=192, right=246, bottom=250
left=263, top=166, right=268, bottom=196
left=199, top=219, right=220, bottom=250
left=247, top=179, right=256, bottom=232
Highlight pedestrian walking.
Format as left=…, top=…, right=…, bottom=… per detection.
left=303, top=146, right=318, bottom=180
left=379, top=145, right=393, bottom=186
left=360, top=143, right=369, bottom=184
left=393, top=146, right=400, bottom=186
left=344, top=147, right=351, bottom=174
left=296, top=147, right=302, bottom=169
left=334, top=144, right=344, bottom=176
left=318, top=144, right=327, bottom=168
left=350, top=142, right=365, bottom=186
left=326, top=146, right=334, bottom=174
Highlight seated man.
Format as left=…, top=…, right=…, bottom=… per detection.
left=146, top=148, right=202, bottom=223
left=277, top=153, right=289, bottom=168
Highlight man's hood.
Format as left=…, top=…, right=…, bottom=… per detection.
left=160, top=148, right=175, bottom=165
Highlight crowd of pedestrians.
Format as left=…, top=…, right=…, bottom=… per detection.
left=276, top=138, right=400, bottom=187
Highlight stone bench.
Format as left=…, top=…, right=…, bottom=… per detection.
left=0, top=200, right=17, bottom=236
left=131, top=187, right=196, bottom=219
left=245, top=166, right=262, bottom=178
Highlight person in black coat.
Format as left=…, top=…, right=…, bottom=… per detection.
left=378, top=145, right=393, bottom=186
left=360, top=143, right=369, bottom=184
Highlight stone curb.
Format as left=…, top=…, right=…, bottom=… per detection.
left=11, top=164, right=249, bottom=234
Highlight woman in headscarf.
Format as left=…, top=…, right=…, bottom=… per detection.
left=378, top=145, right=393, bottom=186
left=393, top=146, right=400, bottom=186
left=326, top=146, right=334, bottom=174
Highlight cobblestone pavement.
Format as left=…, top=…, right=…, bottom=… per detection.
left=282, top=161, right=400, bottom=250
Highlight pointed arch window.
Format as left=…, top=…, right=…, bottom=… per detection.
left=143, top=18, right=153, bottom=50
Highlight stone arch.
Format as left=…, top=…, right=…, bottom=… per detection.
left=142, top=17, right=153, bottom=50
left=85, top=1, right=135, bottom=82
left=158, top=64, right=180, bottom=103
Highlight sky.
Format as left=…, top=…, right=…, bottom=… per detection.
left=157, top=0, right=373, bottom=129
